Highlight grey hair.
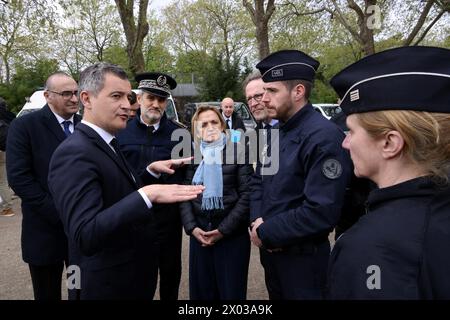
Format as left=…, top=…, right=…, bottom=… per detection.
left=242, top=69, right=262, bottom=92
left=79, top=62, right=128, bottom=96
left=44, top=72, right=73, bottom=90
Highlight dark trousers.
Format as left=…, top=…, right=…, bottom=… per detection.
left=29, top=262, right=64, bottom=300
left=189, top=232, right=250, bottom=300
left=155, top=225, right=183, bottom=300
left=259, top=240, right=330, bottom=300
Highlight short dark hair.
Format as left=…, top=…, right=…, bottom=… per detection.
left=284, top=79, right=312, bottom=100
left=79, top=62, right=128, bottom=97
left=129, top=90, right=137, bottom=104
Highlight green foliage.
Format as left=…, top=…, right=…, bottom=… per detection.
left=103, top=45, right=130, bottom=73
left=175, top=51, right=211, bottom=84
left=0, top=58, right=59, bottom=113
left=198, top=52, right=244, bottom=102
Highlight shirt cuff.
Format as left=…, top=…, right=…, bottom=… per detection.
left=146, top=166, right=161, bottom=179
left=137, top=188, right=153, bottom=209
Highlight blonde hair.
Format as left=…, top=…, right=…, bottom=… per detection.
left=356, top=110, right=450, bottom=183
left=191, top=105, right=226, bottom=144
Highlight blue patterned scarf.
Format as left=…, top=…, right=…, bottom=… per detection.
left=192, top=133, right=226, bottom=211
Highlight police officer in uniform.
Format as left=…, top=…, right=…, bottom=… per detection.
left=249, top=50, right=353, bottom=299
left=327, top=46, right=450, bottom=299
left=117, top=72, right=187, bottom=300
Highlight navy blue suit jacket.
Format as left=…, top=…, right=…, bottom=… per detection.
left=6, top=105, right=81, bottom=265
left=48, top=123, right=158, bottom=299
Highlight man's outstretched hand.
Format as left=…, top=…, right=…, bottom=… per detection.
left=141, top=184, right=204, bottom=203
left=147, top=156, right=192, bottom=175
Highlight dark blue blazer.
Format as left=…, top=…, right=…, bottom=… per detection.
left=6, top=105, right=81, bottom=265
left=48, top=123, right=158, bottom=299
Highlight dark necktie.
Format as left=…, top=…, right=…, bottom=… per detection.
left=110, top=138, right=135, bottom=182
left=62, top=121, right=72, bottom=137
left=148, top=125, right=155, bottom=135
left=226, top=119, right=231, bottom=129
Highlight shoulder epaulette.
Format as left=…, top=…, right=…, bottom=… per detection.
left=170, top=118, right=187, bottom=129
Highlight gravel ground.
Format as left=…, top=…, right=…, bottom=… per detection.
left=0, top=198, right=268, bottom=300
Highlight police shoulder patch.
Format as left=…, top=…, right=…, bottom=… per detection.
left=322, top=159, right=342, bottom=179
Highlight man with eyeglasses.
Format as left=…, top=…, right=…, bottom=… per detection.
left=243, top=70, right=278, bottom=159
left=6, top=72, right=81, bottom=300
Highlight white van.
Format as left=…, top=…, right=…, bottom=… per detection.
left=312, top=103, right=342, bottom=120
left=17, top=89, right=179, bottom=121
left=16, top=90, right=47, bottom=117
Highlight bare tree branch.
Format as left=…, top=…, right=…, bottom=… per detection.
left=330, top=0, right=361, bottom=43
left=403, top=0, right=436, bottom=46
left=413, top=8, right=446, bottom=45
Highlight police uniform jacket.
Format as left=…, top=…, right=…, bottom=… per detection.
left=117, top=112, right=185, bottom=176
left=180, top=140, right=253, bottom=237
left=251, top=104, right=352, bottom=249
left=327, top=176, right=450, bottom=299
left=116, top=112, right=187, bottom=232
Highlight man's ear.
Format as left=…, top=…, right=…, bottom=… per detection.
left=292, top=83, right=306, bottom=102
left=381, top=130, right=405, bottom=160
left=80, top=91, right=91, bottom=110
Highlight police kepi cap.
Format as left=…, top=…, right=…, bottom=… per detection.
left=256, top=49, right=320, bottom=83
left=135, top=72, right=177, bottom=98
left=330, top=46, right=450, bottom=115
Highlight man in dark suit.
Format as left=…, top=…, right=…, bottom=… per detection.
left=47, top=62, right=203, bottom=300
left=243, top=70, right=278, bottom=171
left=220, top=97, right=246, bottom=131
left=6, top=72, right=81, bottom=299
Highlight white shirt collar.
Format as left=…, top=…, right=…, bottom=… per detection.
left=81, top=120, right=115, bottom=145
left=264, top=119, right=278, bottom=127
left=222, top=112, right=231, bottom=121
left=51, top=110, right=74, bottom=125
left=139, top=115, right=160, bottom=131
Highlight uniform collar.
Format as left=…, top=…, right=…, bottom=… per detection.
left=279, top=103, right=313, bottom=132
left=367, top=176, right=443, bottom=208
left=136, top=112, right=168, bottom=132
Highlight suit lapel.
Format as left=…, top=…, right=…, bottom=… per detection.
left=41, top=105, right=67, bottom=142
left=76, top=123, right=139, bottom=188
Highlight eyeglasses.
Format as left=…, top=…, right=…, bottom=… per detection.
left=48, top=90, right=78, bottom=100
left=246, top=93, right=264, bottom=104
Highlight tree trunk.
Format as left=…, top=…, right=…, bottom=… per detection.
left=114, top=0, right=149, bottom=75
left=3, top=56, right=10, bottom=84
left=243, top=0, right=276, bottom=60
left=256, top=11, right=270, bottom=59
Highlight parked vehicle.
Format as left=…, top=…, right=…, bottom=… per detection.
left=16, top=90, right=46, bottom=117
left=312, top=103, right=342, bottom=120
left=183, top=101, right=257, bottom=131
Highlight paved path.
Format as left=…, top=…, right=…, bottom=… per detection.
left=0, top=198, right=268, bottom=300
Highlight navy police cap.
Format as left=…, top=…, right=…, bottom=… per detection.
left=135, top=72, right=177, bottom=98
left=330, top=46, right=450, bottom=115
left=256, top=49, right=320, bottom=83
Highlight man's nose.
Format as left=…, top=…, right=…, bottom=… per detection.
left=70, top=93, right=79, bottom=102
left=122, top=97, right=131, bottom=109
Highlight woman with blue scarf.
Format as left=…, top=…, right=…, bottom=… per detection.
left=180, top=106, right=253, bottom=300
